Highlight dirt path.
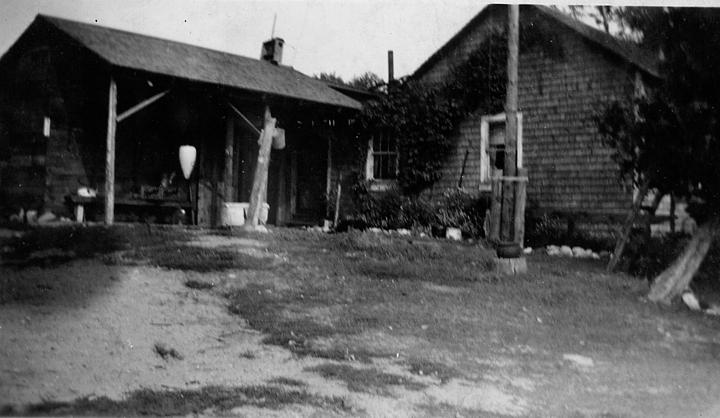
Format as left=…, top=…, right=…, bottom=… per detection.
left=0, top=247, right=526, bottom=416
left=2, top=228, right=720, bottom=417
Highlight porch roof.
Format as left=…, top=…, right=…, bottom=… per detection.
left=38, top=15, right=361, bottom=110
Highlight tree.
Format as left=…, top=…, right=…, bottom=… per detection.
left=348, top=72, right=384, bottom=91
left=597, top=7, right=720, bottom=304
left=313, top=72, right=345, bottom=85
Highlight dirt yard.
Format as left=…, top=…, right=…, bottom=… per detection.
left=1, top=225, right=719, bottom=417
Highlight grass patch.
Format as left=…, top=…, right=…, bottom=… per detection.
left=268, top=377, right=307, bottom=387
left=185, top=279, right=215, bottom=290
left=307, top=363, right=426, bottom=395
left=2, top=225, right=268, bottom=272
left=3, top=385, right=349, bottom=416
left=406, top=358, right=458, bottom=383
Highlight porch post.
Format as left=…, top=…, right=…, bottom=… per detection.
left=104, top=78, right=117, bottom=225
left=224, top=114, right=235, bottom=202
left=245, top=106, right=276, bottom=228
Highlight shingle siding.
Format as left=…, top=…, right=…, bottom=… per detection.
left=418, top=7, right=638, bottom=218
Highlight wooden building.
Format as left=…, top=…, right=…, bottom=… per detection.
left=410, top=5, right=661, bottom=225
left=0, top=15, right=361, bottom=226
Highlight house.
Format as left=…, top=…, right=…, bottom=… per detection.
left=403, top=5, right=668, bottom=232
left=0, top=14, right=361, bottom=226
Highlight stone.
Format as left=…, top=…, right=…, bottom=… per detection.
left=563, top=353, right=594, bottom=367
left=559, top=245, right=573, bottom=257
left=38, top=211, right=57, bottom=224
left=495, top=257, right=527, bottom=275
left=445, top=227, right=462, bottom=241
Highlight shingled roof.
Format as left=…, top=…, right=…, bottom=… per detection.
left=413, top=4, right=660, bottom=79
left=33, top=15, right=360, bottom=110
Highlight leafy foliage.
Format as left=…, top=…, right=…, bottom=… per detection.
left=313, top=72, right=345, bottom=85
left=350, top=180, right=489, bottom=237
left=347, top=72, right=384, bottom=91
left=597, top=8, right=720, bottom=219
left=358, top=31, right=508, bottom=195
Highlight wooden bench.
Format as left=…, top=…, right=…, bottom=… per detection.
left=68, top=195, right=191, bottom=222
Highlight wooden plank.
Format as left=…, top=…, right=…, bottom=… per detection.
left=514, top=168, right=528, bottom=247
left=326, top=136, right=332, bottom=198
left=228, top=103, right=261, bottom=136
left=224, top=115, right=235, bottom=202
left=116, top=90, right=169, bottom=123
left=245, top=106, right=276, bottom=228
left=490, top=168, right=502, bottom=242
left=104, top=78, right=117, bottom=225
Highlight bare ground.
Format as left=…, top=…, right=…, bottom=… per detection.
left=1, top=226, right=719, bottom=417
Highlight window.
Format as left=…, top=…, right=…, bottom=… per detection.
left=480, top=113, right=523, bottom=188
left=365, top=131, right=398, bottom=181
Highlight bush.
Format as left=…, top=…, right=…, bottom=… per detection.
left=524, top=213, right=614, bottom=251
left=623, top=232, right=689, bottom=279
left=435, top=189, right=489, bottom=237
left=350, top=182, right=489, bottom=237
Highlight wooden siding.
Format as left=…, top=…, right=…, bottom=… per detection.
left=419, top=7, right=636, bottom=217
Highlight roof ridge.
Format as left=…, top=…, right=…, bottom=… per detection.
left=38, top=14, right=273, bottom=69
left=413, top=4, right=659, bottom=79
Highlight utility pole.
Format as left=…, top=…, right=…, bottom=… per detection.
left=495, top=4, right=527, bottom=274
left=500, top=4, right=519, bottom=244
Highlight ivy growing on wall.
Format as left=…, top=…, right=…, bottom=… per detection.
left=358, top=31, right=509, bottom=195
left=357, top=12, right=565, bottom=196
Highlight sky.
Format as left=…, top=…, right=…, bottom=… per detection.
left=2, top=1, right=718, bottom=82
left=0, top=0, right=490, bottom=81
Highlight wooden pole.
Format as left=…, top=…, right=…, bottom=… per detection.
left=245, top=106, right=276, bottom=228
left=104, top=78, right=117, bottom=225
left=490, top=168, right=502, bottom=242
left=607, top=181, right=650, bottom=272
left=333, top=174, right=342, bottom=227
left=224, top=115, right=235, bottom=202
left=500, top=4, right=519, bottom=244
left=514, top=168, right=528, bottom=247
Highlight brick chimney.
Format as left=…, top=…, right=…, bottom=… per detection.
left=260, top=38, right=284, bottom=65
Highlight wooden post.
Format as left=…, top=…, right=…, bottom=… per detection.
left=669, top=193, right=676, bottom=233
left=104, top=78, right=117, bottom=225
left=490, top=168, right=502, bottom=242
left=500, top=4, right=519, bottom=244
left=245, top=106, right=276, bottom=228
left=334, top=174, right=342, bottom=227
left=224, top=115, right=235, bottom=202
left=607, top=181, right=650, bottom=272
left=514, top=167, right=528, bottom=247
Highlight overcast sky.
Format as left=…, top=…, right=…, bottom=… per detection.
left=0, top=0, right=491, bottom=81
left=2, top=1, right=717, bottom=82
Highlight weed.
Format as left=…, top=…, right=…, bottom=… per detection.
left=268, top=377, right=307, bottom=387
left=307, top=364, right=426, bottom=395
left=185, top=280, right=215, bottom=290
left=5, top=385, right=350, bottom=416
left=406, top=358, right=458, bottom=383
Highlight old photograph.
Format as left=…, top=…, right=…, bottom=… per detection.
left=1, top=1, right=719, bottom=416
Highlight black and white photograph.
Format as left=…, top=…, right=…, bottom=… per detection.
left=1, top=1, right=719, bottom=416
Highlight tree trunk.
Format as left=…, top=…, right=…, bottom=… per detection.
left=647, top=216, right=718, bottom=304
left=607, top=181, right=650, bottom=272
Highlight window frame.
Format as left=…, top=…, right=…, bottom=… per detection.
left=479, top=112, right=523, bottom=191
left=365, top=131, right=399, bottom=190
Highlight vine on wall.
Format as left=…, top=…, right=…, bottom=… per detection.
left=357, top=13, right=565, bottom=196
left=358, top=31, right=508, bottom=195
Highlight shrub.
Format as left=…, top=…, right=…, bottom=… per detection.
left=350, top=181, right=489, bottom=237
left=434, top=189, right=490, bottom=237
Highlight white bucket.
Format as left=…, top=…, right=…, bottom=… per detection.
left=220, top=202, right=270, bottom=226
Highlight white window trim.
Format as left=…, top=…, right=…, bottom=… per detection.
left=479, top=112, right=523, bottom=191
left=365, top=134, right=399, bottom=191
